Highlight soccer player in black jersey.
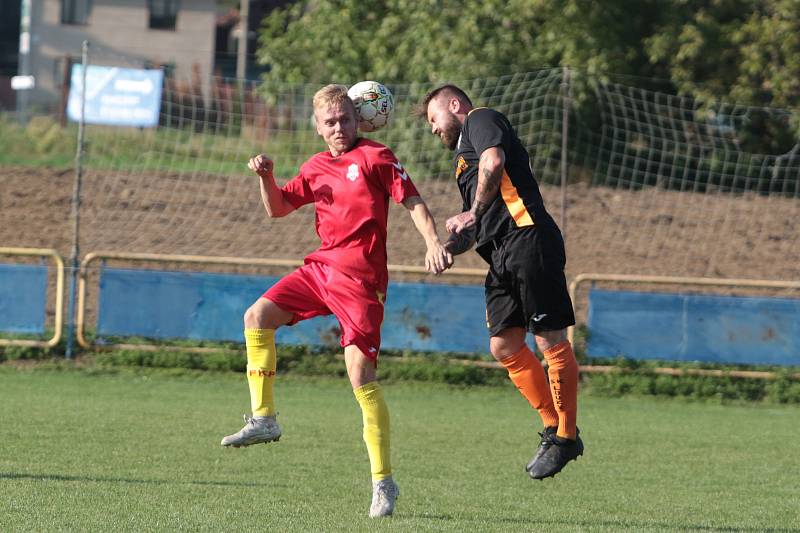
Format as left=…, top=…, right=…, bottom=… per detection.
left=419, top=85, right=583, bottom=479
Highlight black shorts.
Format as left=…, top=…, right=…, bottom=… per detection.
left=480, top=225, right=575, bottom=336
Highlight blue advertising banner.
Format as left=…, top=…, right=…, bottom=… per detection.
left=67, top=65, right=163, bottom=127
left=587, top=289, right=800, bottom=366
left=97, top=268, right=490, bottom=353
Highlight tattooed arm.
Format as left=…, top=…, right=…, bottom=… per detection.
left=445, top=146, right=506, bottom=234
left=471, top=146, right=506, bottom=217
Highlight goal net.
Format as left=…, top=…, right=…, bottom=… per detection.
left=568, top=78, right=800, bottom=284
left=3, top=51, right=799, bottom=289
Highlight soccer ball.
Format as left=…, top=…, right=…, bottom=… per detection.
left=348, top=80, right=394, bottom=132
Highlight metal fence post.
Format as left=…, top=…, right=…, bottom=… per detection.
left=65, top=40, right=89, bottom=359
left=16, top=0, right=33, bottom=124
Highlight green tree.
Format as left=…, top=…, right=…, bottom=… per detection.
left=255, top=0, right=799, bottom=151
left=255, top=0, right=664, bottom=84
left=646, top=0, right=800, bottom=149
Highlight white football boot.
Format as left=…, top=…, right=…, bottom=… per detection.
left=369, top=477, right=399, bottom=518
left=220, top=414, right=281, bottom=447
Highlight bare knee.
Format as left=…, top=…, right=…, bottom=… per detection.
left=243, top=301, right=263, bottom=329
left=489, top=327, right=528, bottom=360
left=534, top=329, right=568, bottom=352
left=344, top=345, right=377, bottom=389
left=244, top=298, right=292, bottom=330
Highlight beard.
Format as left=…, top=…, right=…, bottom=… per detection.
left=439, top=113, right=461, bottom=150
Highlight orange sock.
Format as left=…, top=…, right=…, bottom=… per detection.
left=499, top=345, right=559, bottom=428
left=543, top=341, right=579, bottom=440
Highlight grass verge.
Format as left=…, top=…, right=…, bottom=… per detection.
left=1, top=367, right=799, bottom=532
left=3, top=338, right=800, bottom=405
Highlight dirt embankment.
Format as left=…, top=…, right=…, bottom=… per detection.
left=2, top=165, right=799, bottom=325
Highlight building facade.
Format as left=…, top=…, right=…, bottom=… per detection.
left=22, top=0, right=216, bottom=112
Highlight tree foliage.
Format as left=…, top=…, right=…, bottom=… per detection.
left=645, top=0, right=800, bottom=148
left=646, top=0, right=800, bottom=109
left=255, top=0, right=663, bottom=84
left=255, top=0, right=800, bottom=148
left=256, top=1, right=799, bottom=107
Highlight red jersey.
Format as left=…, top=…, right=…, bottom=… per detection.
left=280, top=138, right=419, bottom=290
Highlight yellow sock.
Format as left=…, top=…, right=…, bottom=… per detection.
left=354, top=382, right=392, bottom=481
left=245, top=328, right=277, bottom=417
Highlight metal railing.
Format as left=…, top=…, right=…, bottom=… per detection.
left=0, top=247, right=65, bottom=348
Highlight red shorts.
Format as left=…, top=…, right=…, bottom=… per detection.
left=263, top=261, right=385, bottom=359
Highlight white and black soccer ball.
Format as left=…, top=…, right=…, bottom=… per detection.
left=348, top=80, right=394, bottom=132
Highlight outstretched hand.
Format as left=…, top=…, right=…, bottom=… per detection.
left=248, top=154, right=274, bottom=178
left=425, top=241, right=453, bottom=275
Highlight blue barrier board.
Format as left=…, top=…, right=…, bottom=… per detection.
left=587, top=289, right=800, bottom=365
left=0, top=263, right=47, bottom=334
left=97, top=268, right=489, bottom=353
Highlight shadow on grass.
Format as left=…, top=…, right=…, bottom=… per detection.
left=406, top=513, right=799, bottom=532
left=0, top=471, right=283, bottom=489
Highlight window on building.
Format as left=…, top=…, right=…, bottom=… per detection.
left=0, top=0, right=21, bottom=76
left=149, top=0, right=180, bottom=30
left=61, top=0, right=92, bottom=25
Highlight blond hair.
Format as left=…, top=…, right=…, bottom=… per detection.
left=313, top=84, right=356, bottom=116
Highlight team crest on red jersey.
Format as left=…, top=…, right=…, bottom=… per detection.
left=346, top=163, right=359, bottom=181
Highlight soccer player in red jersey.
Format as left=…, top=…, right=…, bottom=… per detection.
left=220, top=84, right=452, bottom=518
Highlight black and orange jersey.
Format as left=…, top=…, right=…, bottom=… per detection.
left=453, top=107, right=558, bottom=259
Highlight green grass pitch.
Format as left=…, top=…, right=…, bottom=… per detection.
left=1, top=366, right=799, bottom=532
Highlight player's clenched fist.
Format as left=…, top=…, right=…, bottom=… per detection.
left=248, top=154, right=274, bottom=178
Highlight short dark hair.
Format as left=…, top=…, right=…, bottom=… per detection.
left=413, top=84, right=473, bottom=119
